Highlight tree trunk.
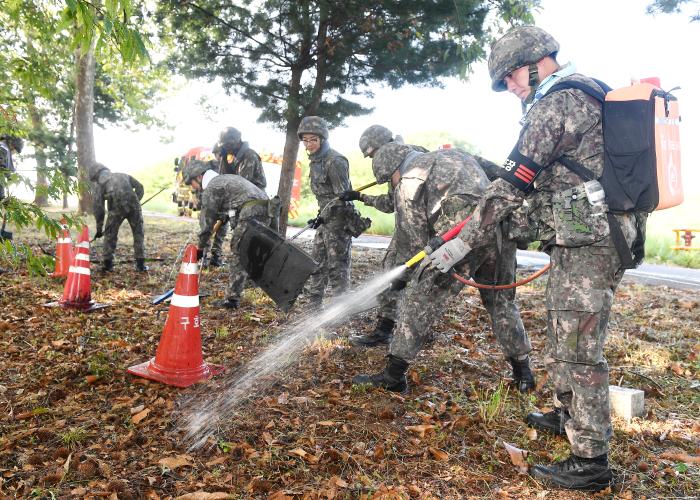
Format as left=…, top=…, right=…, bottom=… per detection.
left=277, top=67, right=304, bottom=235
left=74, top=39, right=97, bottom=214
left=278, top=122, right=302, bottom=235
left=29, top=106, right=49, bottom=207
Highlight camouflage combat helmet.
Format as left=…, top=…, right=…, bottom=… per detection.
left=488, top=26, right=559, bottom=92
left=297, top=116, right=329, bottom=141
left=1, top=136, right=24, bottom=154
left=89, top=163, right=110, bottom=182
left=372, top=143, right=413, bottom=184
left=359, top=125, right=393, bottom=158
left=183, top=160, right=210, bottom=185
left=219, top=127, right=242, bottom=147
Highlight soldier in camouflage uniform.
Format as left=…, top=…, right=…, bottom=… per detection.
left=189, top=158, right=226, bottom=267
left=298, top=116, right=358, bottom=306
left=351, top=144, right=534, bottom=389
left=341, top=125, right=430, bottom=346
left=90, top=164, right=148, bottom=272
left=427, top=26, right=647, bottom=491
left=184, top=162, right=270, bottom=309
left=0, top=136, right=22, bottom=202
left=217, top=127, right=267, bottom=190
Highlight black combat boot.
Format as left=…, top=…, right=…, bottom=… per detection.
left=102, top=258, right=114, bottom=272
left=531, top=454, right=612, bottom=491
left=214, top=297, right=240, bottom=309
left=509, top=355, right=536, bottom=393
left=135, top=258, right=149, bottom=272
left=349, top=317, right=395, bottom=347
left=526, top=407, right=571, bottom=436
left=351, top=354, right=408, bottom=392
left=209, top=254, right=223, bottom=267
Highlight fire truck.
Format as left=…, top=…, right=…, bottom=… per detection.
left=172, top=148, right=303, bottom=219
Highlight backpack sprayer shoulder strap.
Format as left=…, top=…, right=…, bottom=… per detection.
left=548, top=79, right=636, bottom=269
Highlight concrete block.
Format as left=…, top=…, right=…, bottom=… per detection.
left=609, top=385, right=645, bottom=422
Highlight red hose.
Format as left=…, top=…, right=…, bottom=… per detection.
left=451, top=263, right=551, bottom=290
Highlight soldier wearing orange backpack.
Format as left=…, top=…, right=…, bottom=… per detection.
left=426, top=26, right=647, bottom=491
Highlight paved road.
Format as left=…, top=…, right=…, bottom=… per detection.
left=147, top=213, right=700, bottom=291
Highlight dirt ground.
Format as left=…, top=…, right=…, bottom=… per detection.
left=0, top=215, right=698, bottom=499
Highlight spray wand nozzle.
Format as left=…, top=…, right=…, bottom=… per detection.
left=403, top=215, right=472, bottom=269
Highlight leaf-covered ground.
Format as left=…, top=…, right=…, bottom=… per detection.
left=1, top=215, right=698, bottom=499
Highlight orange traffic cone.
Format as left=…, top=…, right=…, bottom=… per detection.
left=45, top=225, right=108, bottom=312
left=128, top=244, right=224, bottom=387
left=51, top=218, right=73, bottom=278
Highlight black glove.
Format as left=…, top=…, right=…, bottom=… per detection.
left=95, top=229, right=104, bottom=239
left=339, top=190, right=361, bottom=202
left=424, top=236, right=444, bottom=254
left=196, top=248, right=204, bottom=261
left=307, top=217, right=324, bottom=229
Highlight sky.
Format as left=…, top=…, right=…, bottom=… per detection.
left=16, top=0, right=700, bottom=222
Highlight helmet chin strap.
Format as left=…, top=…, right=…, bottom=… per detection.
left=521, top=63, right=540, bottom=112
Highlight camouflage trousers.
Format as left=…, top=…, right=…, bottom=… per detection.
left=226, top=205, right=270, bottom=302
left=306, top=215, right=352, bottom=303
left=544, top=240, right=627, bottom=458
left=376, top=237, right=403, bottom=322
left=390, top=237, right=530, bottom=361
left=102, top=207, right=145, bottom=261
left=199, top=210, right=227, bottom=261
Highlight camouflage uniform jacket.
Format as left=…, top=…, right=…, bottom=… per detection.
left=219, top=142, right=267, bottom=190
left=393, top=148, right=489, bottom=262
left=92, top=173, right=144, bottom=231
left=0, top=140, right=13, bottom=200
left=0, top=140, right=14, bottom=173
left=198, top=174, right=268, bottom=250
left=308, top=142, right=353, bottom=218
left=456, top=73, right=638, bottom=252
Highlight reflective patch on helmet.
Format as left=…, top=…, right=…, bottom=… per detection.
left=500, top=147, right=545, bottom=193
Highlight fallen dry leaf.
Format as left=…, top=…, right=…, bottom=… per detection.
left=268, top=492, right=293, bottom=500
left=131, top=408, right=151, bottom=424
left=130, top=404, right=145, bottom=415
left=328, top=476, right=348, bottom=489
left=502, top=440, right=529, bottom=474
left=428, top=447, right=449, bottom=462
left=158, top=454, right=193, bottom=470
left=660, top=451, right=700, bottom=464
left=85, top=375, right=100, bottom=384
left=288, top=448, right=310, bottom=460
left=670, top=362, right=685, bottom=377
left=535, top=371, right=549, bottom=392
left=262, top=431, right=275, bottom=445
left=405, top=424, right=435, bottom=439
left=175, top=493, right=234, bottom=500
left=526, top=428, right=538, bottom=441
left=453, top=334, right=475, bottom=350
left=205, top=456, right=228, bottom=467
left=678, top=299, right=697, bottom=310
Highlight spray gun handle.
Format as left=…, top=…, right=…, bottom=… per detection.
left=404, top=215, right=473, bottom=269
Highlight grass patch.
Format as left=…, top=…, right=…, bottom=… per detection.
left=474, top=381, right=510, bottom=426
left=60, top=427, right=88, bottom=449
left=87, top=353, right=114, bottom=378
left=644, top=233, right=700, bottom=268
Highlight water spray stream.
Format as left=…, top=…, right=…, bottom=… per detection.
left=179, top=265, right=408, bottom=450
